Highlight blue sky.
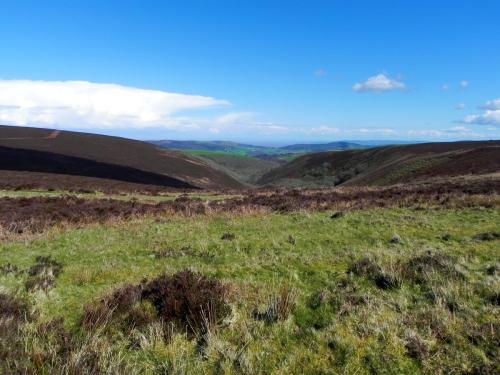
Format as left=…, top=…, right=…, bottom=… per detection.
left=1, top=0, right=499, bottom=144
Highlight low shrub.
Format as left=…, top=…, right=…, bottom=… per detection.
left=82, top=270, right=232, bottom=335
left=81, top=284, right=142, bottom=330
left=402, top=251, right=463, bottom=284
left=142, top=270, right=232, bottom=334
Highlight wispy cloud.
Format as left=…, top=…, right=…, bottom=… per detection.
left=459, top=80, right=469, bottom=89
left=215, top=112, right=257, bottom=125
left=455, top=103, right=466, bottom=110
left=0, top=79, right=229, bottom=129
left=353, top=74, right=406, bottom=93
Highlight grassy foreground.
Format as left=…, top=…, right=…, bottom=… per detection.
left=1, top=206, right=499, bottom=374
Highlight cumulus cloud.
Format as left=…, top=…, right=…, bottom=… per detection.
left=464, top=111, right=500, bottom=126
left=462, top=98, right=500, bottom=126
left=0, top=79, right=229, bottom=129
left=353, top=74, right=406, bottom=93
left=481, top=98, right=500, bottom=110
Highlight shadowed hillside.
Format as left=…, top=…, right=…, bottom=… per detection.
left=258, top=140, right=500, bottom=187
left=0, top=125, right=243, bottom=190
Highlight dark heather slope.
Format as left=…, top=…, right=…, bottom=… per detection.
left=0, top=146, right=194, bottom=189
left=258, top=140, right=500, bottom=187
left=0, top=125, right=243, bottom=190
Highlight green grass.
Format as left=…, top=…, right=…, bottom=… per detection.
left=1, top=206, right=499, bottom=374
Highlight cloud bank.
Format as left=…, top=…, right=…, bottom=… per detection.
left=463, top=98, right=500, bottom=126
left=0, top=80, right=229, bottom=129
left=353, top=74, right=406, bottom=93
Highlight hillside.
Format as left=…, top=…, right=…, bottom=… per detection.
left=258, top=140, right=500, bottom=187
left=0, top=125, right=243, bottom=191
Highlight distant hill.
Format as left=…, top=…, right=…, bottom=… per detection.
left=258, top=140, right=500, bottom=187
left=0, top=125, right=243, bottom=191
left=149, top=139, right=365, bottom=156
left=149, top=140, right=280, bottom=157
left=280, top=141, right=363, bottom=152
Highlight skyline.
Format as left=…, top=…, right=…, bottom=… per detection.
left=1, top=0, right=499, bottom=143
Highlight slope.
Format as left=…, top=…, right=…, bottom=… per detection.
left=258, top=140, right=500, bottom=187
left=0, top=125, right=243, bottom=190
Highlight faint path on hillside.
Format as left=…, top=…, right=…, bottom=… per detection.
left=0, top=129, right=60, bottom=140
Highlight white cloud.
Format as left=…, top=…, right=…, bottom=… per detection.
left=0, top=79, right=229, bottom=129
left=481, top=98, right=500, bottom=110
left=455, top=103, right=466, bottom=110
left=357, top=127, right=396, bottom=134
left=462, top=98, right=500, bottom=126
left=441, top=84, right=449, bottom=91
left=459, top=80, right=469, bottom=89
left=353, top=74, right=406, bottom=93
left=464, top=110, right=500, bottom=126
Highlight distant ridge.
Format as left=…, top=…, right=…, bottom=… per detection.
left=150, top=139, right=365, bottom=156
left=280, top=141, right=363, bottom=152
